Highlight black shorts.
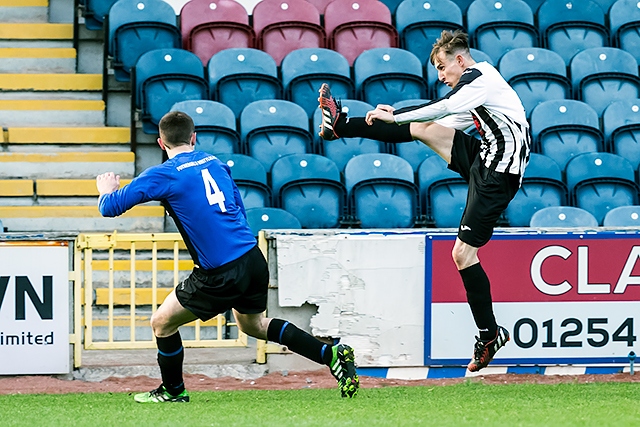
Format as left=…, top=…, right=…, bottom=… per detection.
left=448, top=130, right=521, bottom=247
left=175, top=245, right=269, bottom=321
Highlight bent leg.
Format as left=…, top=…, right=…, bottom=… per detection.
left=148, top=290, right=198, bottom=397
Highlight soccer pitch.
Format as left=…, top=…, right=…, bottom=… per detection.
left=2, top=381, right=639, bottom=427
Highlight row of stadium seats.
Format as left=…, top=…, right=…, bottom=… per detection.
left=130, top=45, right=640, bottom=135
left=85, top=0, right=640, bottom=76
left=218, top=150, right=640, bottom=229
left=165, top=97, right=640, bottom=177
left=245, top=204, right=640, bottom=233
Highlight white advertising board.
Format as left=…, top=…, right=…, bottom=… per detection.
left=0, top=243, right=70, bottom=374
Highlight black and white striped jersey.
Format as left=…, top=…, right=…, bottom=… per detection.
left=393, top=61, right=531, bottom=177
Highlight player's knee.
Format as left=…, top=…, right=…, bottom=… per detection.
left=150, top=312, right=169, bottom=337
left=451, top=244, right=474, bottom=270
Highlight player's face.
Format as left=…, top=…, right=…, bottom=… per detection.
left=434, top=51, right=465, bottom=88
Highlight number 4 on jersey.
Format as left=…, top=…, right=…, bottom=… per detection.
left=201, top=168, right=227, bottom=212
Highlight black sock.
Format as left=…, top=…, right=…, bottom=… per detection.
left=459, top=263, right=498, bottom=341
left=267, top=318, right=333, bottom=366
left=156, top=331, right=185, bottom=396
left=334, top=115, right=413, bottom=143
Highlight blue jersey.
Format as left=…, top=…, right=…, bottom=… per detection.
left=99, top=150, right=257, bottom=269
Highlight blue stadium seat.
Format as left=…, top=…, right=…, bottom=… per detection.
left=467, top=0, right=538, bottom=64
left=246, top=207, right=302, bottom=236
left=313, top=99, right=385, bottom=171
left=602, top=100, right=640, bottom=172
left=570, top=47, right=640, bottom=116
left=450, top=0, right=474, bottom=12
left=281, top=48, right=354, bottom=118
left=391, top=99, right=438, bottom=171
left=418, top=155, right=467, bottom=227
left=603, top=205, right=640, bottom=227
left=426, top=48, right=493, bottom=99
left=610, top=0, right=640, bottom=67
left=83, top=0, right=118, bottom=30
left=240, top=100, right=313, bottom=172
left=134, top=49, right=208, bottom=135
left=344, top=153, right=420, bottom=228
left=565, top=152, right=639, bottom=224
left=592, top=0, right=617, bottom=13
left=395, top=0, right=464, bottom=64
left=106, top=0, right=181, bottom=82
left=208, top=48, right=282, bottom=118
left=538, top=0, right=608, bottom=65
left=529, top=206, right=599, bottom=227
left=505, top=153, right=567, bottom=226
left=216, top=154, right=271, bottom=209
left=170, top=100, right=239, bottom=155
left=529, top=100, right=603, bottom=170
left=271, top=154, right=347, bottom=228
left=522, top=0, right=545, bottom=13
left=498, top=47, right=570, bottom=117
left=354, top=48, right=428, bottom=107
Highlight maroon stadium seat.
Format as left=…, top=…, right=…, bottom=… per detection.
left=305, top=0, right=336, bottom=14
left=252, top=0, right=326, bottom=65
left=180, top=0, right=256, bottom=65
left=324, top=0, right=398, bottom=65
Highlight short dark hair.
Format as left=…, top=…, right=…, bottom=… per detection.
left=158, top=111, right=195, bottom=148
left=429, top=30, right=470, bottom=65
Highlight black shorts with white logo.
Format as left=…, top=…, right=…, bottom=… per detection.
left=448, top=130, right=521, bottom=248
left=175, top=245, right=269, bottom=321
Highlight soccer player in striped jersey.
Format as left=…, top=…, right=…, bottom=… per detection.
left=97, top=111, right=358, bottom=401
left=318, top=30, right=531, bottom=372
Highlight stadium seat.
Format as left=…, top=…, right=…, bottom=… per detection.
left=602, top=205, right=640, bottom=227
left=391, top=99, right=438, bottom=172
left=106, top=0, right=181, bottom=82
left=538, top=0, right=608, bottom=65
left=246, top=207, right=302, bottom=235
left=133, top=49, right=208, bottom=134
left=313, top=99, right=385, bottom=171
left=610, top=0, right=640, bottom=67
left=570, top=47, right=640, bottom=116
left=240, top=100, right=313, bottom=171
left=252, top=0, right=326, bottom=65
left=208, top=48, right=282, bottom=118
left=395, top=0, right=464, bottom=64
left=418, top=155, right=468, bottom=227
left=498, top=47, right=571, bottom=117
left=353, top=48, right=428, bottom=106
left=426, top=48, right=493, bottom=99
left=529, top=100, right=603, bottom=170
left=344, top=153, right=420, bottom=228
left=271, top=154, right=347, bottom=228
left=565, top=152, right=639, bottom=225
left=324, top=0, right=399, bottom=65
left=529, top=206, right=599, bottom=227
left=450, top=0, right=474, bottom=12
left=83, top=0, right=118, bottom=30
left=602, top=100, right=640, bottom=171
left=592, top=0, right=617, bottom=13
left=180, top=0, right=256, bottom=66
left=170, top=100, right=240, bottom=155
left=281, top=48, right=354, bottom=118
left=467, top=0, right=538, bottom=64
left=505, top=153, right=567, bottom=226
left=216, top=154, right=272, bottom=209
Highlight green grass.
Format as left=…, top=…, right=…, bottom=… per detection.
left=1, top=381, right=639, bottom=427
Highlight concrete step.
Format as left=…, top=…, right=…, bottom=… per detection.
left=7, top=127, right=129, bottom=144
left=0, top=74, right=102, bottom=91
left=0, top=23, right=73, bottom=48
left=0, top=178, right=33, bottom=196
left=0, top=151, right=135, bottom=179
left=0, top=99, right=105, bottom=126
left=36, top=178, right=133, bottom=196
left=0, top=0, right=49, bottom=23
left=0, top=48, right=76, bottom=73
left=0, top=204, right=166, bottom=232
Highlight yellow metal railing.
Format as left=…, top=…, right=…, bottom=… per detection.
left=74, top=232, right=248, bottom=367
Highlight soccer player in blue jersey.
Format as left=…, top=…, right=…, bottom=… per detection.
left=96, top=111, right=358, bottom=402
